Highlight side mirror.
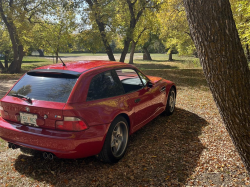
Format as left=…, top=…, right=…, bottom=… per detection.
left=147, top=81, right=153, bottom=88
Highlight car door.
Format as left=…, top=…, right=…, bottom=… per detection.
left=114, top=69, right=155, bottom=129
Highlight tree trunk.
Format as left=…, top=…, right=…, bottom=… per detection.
left=129, top=41, right=136, bottom=64
left=16, top=45, right=24, bottom=73
left=183, top=0, right=250, bottom=173
left=120, top=39, right=131, bottom=62
left=143, top=47, right=152, bottom=61
left=4, top=50, right=9, bottom=69
left=96, top=20, right=116, bottom=61
left=169, top=50, right=173, bottom=61
left=246, top=44, right=250, bottom=61
left=55, top=52, right=59, bottom=64
left=0, top=61, right=4, bottom=70
left=37, top=49, right=44, bottom=57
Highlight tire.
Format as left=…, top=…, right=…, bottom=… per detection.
left=165, top=87, right=176, bottom=116
left=97, top=116, right=129, bottom=163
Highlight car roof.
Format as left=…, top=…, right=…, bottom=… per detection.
left=33, top=60, right=132, bottom=74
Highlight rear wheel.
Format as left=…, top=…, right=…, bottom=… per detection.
left=165, top=87, right=176, bottom=116
left=97, top=116, right=129, bottom=163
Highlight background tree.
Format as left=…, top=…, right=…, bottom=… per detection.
left=84, top=0, right=116, bottom=61
left=38, top=2, right=77, bottom=63
left=0, top=0, right=47, bottom=73
left=183, top=0, right=250, bottom=173
left=83, top=0, right=161, bottom=62
left=158, top=0, right=194, bottom=60
left=0, top=27, right=12, bottom=70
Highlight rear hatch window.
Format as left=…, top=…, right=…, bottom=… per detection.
left=8, top=73, right=78, bottom=103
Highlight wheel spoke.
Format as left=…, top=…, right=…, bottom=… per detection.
left=111, top=139, right=116, bottom=148
left=116, top=125, right=121, bottom=135
left=112, top=144, right=118, bottom=154
left=117, top=135, right=123, bottom=142
left=112, top=130, right=117, bottom=137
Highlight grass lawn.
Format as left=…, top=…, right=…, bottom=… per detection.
left=0, top=53, right=249, bottom=186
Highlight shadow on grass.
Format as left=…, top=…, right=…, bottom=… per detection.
left=135, top=59, right=188, bottom=63
left=142, top=69, right=208, bottom=89
left=22, top=60, right=47, bottom=63
left=134, top=63, right=179, bottom=70
left=14, top=108, right=208, bottom=186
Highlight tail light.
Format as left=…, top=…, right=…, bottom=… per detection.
left=0, top=101, right=3, bottom=117
left=0, top=101, right=3, bottom=111
left=56, top=117, right=88, bottom=131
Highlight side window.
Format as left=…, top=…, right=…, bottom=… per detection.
left=115, top=69, right=144, bottom=93
left=87, top=70, right=124, bottom=101
left=137, top=71, right=149, bottom=86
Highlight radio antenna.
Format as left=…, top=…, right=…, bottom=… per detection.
left=58, top=56, right=66, bottom=67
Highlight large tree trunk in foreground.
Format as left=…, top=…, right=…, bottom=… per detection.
left=183, top=0, right=250, bottom=173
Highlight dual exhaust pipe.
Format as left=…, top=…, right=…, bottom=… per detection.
left=8, top=142, right=55, bottom=160
left=42, top=152, right=55, bottom=160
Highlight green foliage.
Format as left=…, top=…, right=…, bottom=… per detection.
left=231, top=0, right=250, bottom=45
left=157, top=0, right=195, bottom=55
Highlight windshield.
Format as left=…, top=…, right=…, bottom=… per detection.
left=8, top=74, right=78, bottom=103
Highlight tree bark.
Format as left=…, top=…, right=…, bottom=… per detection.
left=37, top=49, right=44, bottom=57
left=246, top=44, right=250, bottom=61
left=143, top=47, right=152, bottom=61
left=129, top=41, right=136, bottom=64
left=183, top=0, right=250, bottom=173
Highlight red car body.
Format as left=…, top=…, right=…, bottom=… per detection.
left=0, top=61, right=175, bottom=159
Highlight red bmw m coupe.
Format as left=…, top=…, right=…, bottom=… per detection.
left=0, top=61, right=176, bottom=163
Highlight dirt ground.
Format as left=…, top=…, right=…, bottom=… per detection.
left=0, top=79, right=18, bottom=99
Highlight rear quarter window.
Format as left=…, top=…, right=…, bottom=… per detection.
left=87, top=70, right=124, bottom=101
left=8, top=74, right=77, bottom=103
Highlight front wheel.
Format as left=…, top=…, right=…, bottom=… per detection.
left=164, top=87, right=176, bottom=116
left=97, top=116, right=129, bottom=163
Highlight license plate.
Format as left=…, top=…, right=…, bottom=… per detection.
left=20, top=112, right=38, bottom=127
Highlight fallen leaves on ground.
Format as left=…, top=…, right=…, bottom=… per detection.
left=0, top=69, right=249, bottom=186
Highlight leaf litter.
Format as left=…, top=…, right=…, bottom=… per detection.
left=0, top=70, right=249, bottom=186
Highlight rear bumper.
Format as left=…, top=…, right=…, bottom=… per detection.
left=0, top=117, right=109, bottom=159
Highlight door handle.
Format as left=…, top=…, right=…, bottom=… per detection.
left=135, top=98, right=141, bottom=103
left=160, top=87, right=166, bottom=92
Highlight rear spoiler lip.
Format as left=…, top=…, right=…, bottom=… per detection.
left=27, top=69, right=81, bottom=77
